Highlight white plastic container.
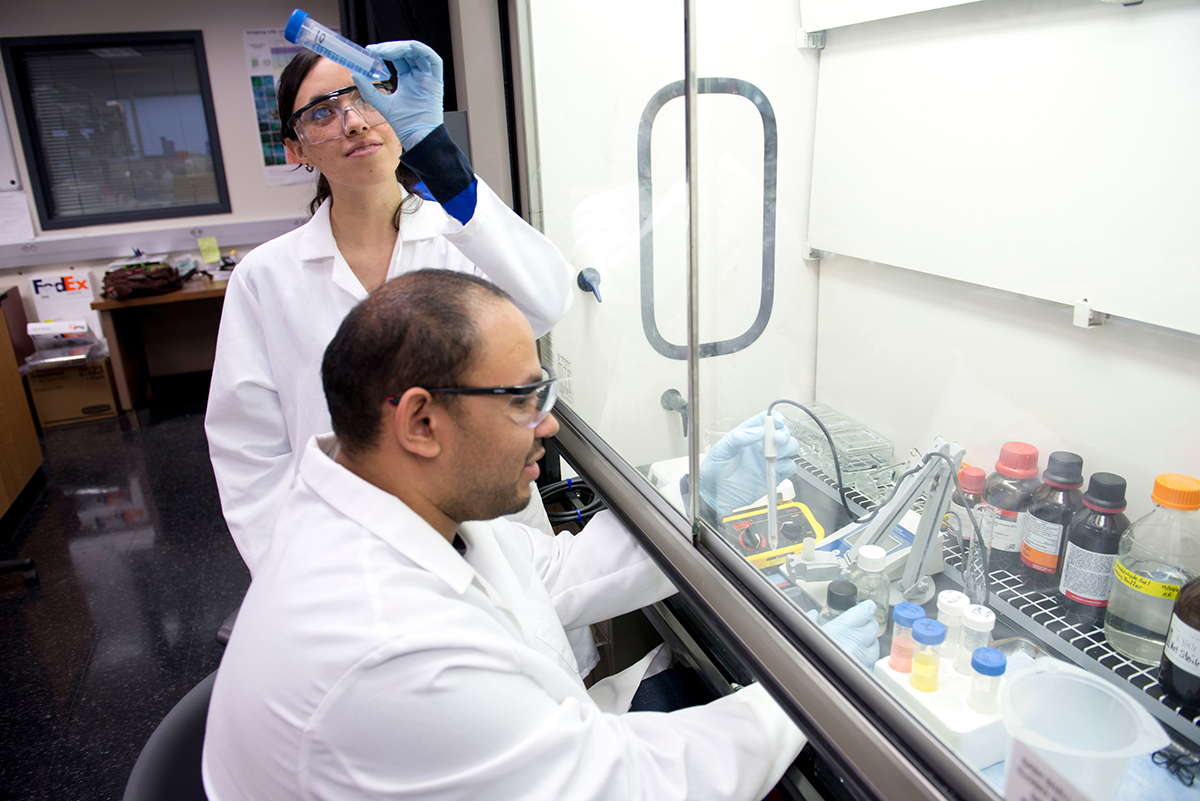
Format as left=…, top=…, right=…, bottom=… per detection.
left=1000, top=661, right=1169, bottom=801
left=936, top=590, right=970, bottom=660
left=284, top=9, right=390, bottom=81
left=955, top=605, right=995, bottom=676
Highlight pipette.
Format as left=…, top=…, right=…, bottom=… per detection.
left=764, top=411, right=778, bottom=550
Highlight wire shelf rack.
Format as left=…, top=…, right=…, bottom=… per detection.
left=941, top=539, right=1200, bottom=746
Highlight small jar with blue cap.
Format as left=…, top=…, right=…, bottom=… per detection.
left=967, top=647, right=1006, bottom=714
left=888, top=602, right=927, bottom=673
left=909, top=619, right=947, bottom=692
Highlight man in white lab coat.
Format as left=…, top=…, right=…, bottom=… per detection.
left=202, top=269, right=809, bottom=801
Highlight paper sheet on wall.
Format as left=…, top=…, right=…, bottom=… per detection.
left=242, top=29, right=317, bottom=187
left=0, top=190, right=36, bottom=244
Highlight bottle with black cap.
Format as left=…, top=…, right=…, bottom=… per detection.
left=1058, top=473, right=1130, bottom=626
left=1020, top=452, right=1086, bottom=590
left=819, top=580, right=859, bottom=626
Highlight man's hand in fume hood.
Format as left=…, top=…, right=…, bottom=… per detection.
left=807, top=601, right=881, bottom=668
left=698, top=411, right=800, bottom=518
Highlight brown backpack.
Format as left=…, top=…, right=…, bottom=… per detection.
left=102, top=264, right=192, bottom=300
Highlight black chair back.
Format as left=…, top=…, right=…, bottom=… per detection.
left=123, top=671, right=216, bottom=801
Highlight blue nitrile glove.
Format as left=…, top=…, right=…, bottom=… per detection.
left=698, top=411, right=799, bottom=518
left=353, top=41, right=444, bottom=151
left=807, top=601, right=881, bottom=669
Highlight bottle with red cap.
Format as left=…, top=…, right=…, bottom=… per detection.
left=1058, top=473, right=1130, bottom=626
left=1105, top=474, right=1200, bottom=664
left=984, top=442, right=1041, bottom=573
left=947, top=465, right=986, bottom=547
left=1020, top=452, right=1086, bottom=590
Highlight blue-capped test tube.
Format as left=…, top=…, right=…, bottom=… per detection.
left=284, top=9, right=390, bottom=82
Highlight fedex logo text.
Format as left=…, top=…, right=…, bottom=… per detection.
left=31, top=276, right=90, bottom=296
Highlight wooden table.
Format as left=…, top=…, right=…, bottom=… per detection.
left=92, top=278, right=227, bottom=410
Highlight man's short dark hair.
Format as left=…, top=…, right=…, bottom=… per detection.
left=321, top=270, right=513, bottom=455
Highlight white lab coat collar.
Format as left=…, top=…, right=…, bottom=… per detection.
left=298, top=434, right=475, bottom=595
left=456, top=520, right=540, bottom=649
left=296, top=187, right=463, bottom=299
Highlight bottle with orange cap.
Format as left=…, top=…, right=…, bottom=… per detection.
left=1104, top=473, right=1200, bottom=664
left=983, top=442, right=1041, bottom=573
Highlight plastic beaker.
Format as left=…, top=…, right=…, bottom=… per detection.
left=1000, top=661, right=1169, bottom=801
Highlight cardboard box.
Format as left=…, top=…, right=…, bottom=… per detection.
left=26, top=358, right=118, bottom=427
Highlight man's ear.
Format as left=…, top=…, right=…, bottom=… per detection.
left=387, top=388, right=443, bottom=459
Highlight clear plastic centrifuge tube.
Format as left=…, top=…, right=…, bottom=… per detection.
left=909, top=619, right=947, bottom=693
left=285, top=9, right=390, bottom=82
left=967, top=647, right=1006, bottom=715
left=888, top=602, right=926, bottom=673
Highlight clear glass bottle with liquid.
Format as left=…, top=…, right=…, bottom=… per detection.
left=1059, top=473, right=1129, bottom=627
left=910, top=619, right=947, bottom=693
left=889, top=602, right=926, bottom=673
left=819, top=580, right=859, bottom=626
left=850, top=545, right=890, bottom=635
left=947, top=465, right=986, bottom=547
left=984, top=442, right=1040, bottom=573
left=1104, top=474, right=1200, bottom=664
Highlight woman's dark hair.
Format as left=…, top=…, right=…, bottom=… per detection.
left=322, top=270, right=514, bottom=455
left=276, top=49, right=422, bottom=229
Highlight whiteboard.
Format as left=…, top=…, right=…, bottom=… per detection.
left=799, top=0, right=980, bottom=32
left=807, top=0, right=1200, bottom=336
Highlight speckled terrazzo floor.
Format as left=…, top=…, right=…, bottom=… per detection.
left=0, top=375, right=249, bottom=801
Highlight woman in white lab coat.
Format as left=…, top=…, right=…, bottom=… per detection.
left=205, top=43, right=574, bottom=576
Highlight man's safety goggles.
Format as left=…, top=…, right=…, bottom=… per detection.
left=389, top=366, right=560, bottom=429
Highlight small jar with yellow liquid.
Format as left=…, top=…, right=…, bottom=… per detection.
left=909, top=619, right=947, bottom=692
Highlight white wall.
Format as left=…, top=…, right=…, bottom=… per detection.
left=0, top=0, right=335, bottom=240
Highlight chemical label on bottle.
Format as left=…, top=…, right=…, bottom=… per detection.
left=991, top=510, right=1022, bottom=553
left=1164, top=614, right=1200, bottom=679
left=1020, top=515, right=1063, bottom=573
left=1059, top=542, right=1116, bottom=606
left=947, top=500, right=972, bottom=542
left=1113, top=561, right=1182, bottom=601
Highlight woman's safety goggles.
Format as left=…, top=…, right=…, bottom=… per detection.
left=389, top=366, right=559, bottom=429
left=288, top=84, right=388, bottom=145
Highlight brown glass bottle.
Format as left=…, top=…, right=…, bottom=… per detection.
left=1020, top=452, right=1085, bottom=590
left=1058, top=473, right=1129, bottom=627
left=1159, top=576, right=1200, bottom=704
left=984, top=442, right=1040, bottom=573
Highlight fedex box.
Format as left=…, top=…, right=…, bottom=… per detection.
left=26, top=357, right=118, bottom=427
left=28, top=271, right=104, bottom=348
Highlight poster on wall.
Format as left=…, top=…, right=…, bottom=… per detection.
left=242, top=29, right=315, bottom=186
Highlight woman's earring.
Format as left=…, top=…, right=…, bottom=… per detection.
left=304, top=164, right=314, bottom=173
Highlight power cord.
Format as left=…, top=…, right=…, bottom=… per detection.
left=763, top=399, right=984, bottom=546
left=766, top=399, right=852, bottom=519
left=539, top=478, right=607, bottom=526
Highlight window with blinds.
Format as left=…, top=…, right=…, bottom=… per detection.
left=1, top=31, right=230, bottom=230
